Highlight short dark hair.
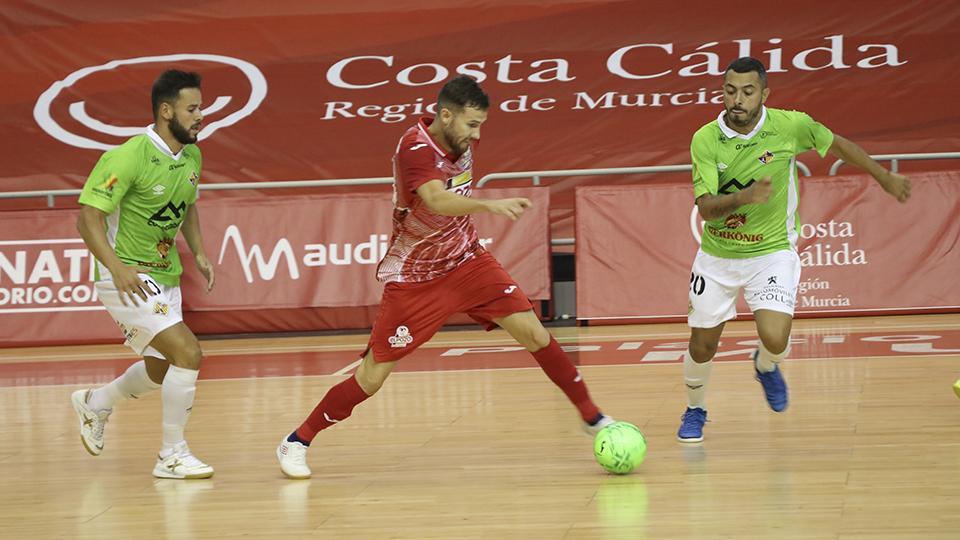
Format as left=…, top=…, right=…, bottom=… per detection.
left=151, top=70, right=202, bottom=119
left=437, top=75, right=489, bottom=113
left=725, top=57, right=767, bottom=88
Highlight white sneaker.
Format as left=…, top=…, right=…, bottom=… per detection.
left=582, top=413, right=616, bottom=436
left=71, top=389, right=111, bottom=456
left=277, top=436, right=311, bottom=479
left=152, top=442, right=214, bottom=479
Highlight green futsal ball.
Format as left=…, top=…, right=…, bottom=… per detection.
left=594, top=421, right=647, bottom=474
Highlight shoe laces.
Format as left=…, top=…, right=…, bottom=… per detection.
left=285, top=442, right=308, bottom=465
left=756, top=367, right=785, bottom=389
left=92, top=409, right=111, bottom=440
left=168, top=442, right=207, bottom=468
left=680, top=408, right=707, bottom=425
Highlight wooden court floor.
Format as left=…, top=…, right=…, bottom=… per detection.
left=1, top=314, right=958, bottom=539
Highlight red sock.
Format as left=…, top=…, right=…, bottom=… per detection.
left=532, top=337, right=601, bottom=422
left=295, top=375, right=370, bottom=443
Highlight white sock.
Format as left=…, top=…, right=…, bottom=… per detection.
left=684, top=349, right=713, bottom=410
left=756, top=342, right=790, bottom=373
left=161, top=365, right=199, bottom=453
left=88, top=361, right=162, bottom=411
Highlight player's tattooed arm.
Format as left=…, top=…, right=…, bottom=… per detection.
left=829, top=134, right=911, bottom=203
left=695, top=177, right=772, bottom=220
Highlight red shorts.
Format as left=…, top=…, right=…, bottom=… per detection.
left=364, top=251, right=534, bottom=362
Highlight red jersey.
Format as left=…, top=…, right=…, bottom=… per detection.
left=376, top=117, right=482, bottom=283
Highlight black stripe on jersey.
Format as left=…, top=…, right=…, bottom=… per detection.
left=718, top=178, right=756, bottom=195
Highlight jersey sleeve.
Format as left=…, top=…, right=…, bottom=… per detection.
left=78, top=149, right=139, bottom=213
left=396, top=143, right=441, bottom=193
left=690, top=128, right=718, bottom=199
left=789, top=111, right=835, bottom=158
left=191, top=148, right=202, bottom=203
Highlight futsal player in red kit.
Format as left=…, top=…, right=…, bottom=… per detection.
left=277, top=76, right=614, bottom=478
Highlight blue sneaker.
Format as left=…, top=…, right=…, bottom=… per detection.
left=677, top=407, right=707, bottom=442
left=754, top=350, right=789, bottom=412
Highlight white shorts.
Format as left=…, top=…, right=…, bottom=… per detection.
left=95, top=274, right=183, bottom=358
left=687, top=249, right=801, bottom=329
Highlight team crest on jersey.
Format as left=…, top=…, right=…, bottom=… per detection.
left=724, top=213, right=747, bottom=229
left=153, top=301, right=169, bottom=316
left=156, top=238, right=173, bottom=258
left=758, top=150, right=775, bottom=164
left=388, top=325, right=413, bottom=348
left=188, top=171, right=199, bottom=187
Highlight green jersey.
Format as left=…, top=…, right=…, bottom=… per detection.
left=691, top=107, right=834, bottom=259
left=78, top=128, right=201, bottom=286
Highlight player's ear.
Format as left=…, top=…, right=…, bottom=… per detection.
left=439, top=105, right=455, bottom=126
left=159, top=101, right=174, bottom=121
left=761, top=87, right=770, bottom=104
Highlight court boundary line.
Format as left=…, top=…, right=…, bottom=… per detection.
left=3, top=352, right=956, bottom=391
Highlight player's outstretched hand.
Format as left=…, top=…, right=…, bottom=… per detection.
left=195, top=254, right=216, bottom=292
left=109, top=263, right=152, bottom=306
left=747, top=177, right=773, bottom=205
left=487, top=197, right=533, bottom=220
left=879, top=171, right=911, bottom=203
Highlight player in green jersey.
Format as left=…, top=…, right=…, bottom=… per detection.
left=677, top=58, right=911, bottom=442
left=71, top=70, right=217, bottom=478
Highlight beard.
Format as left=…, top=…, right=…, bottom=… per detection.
left=726, top=105, right=760, bottom=128
left=169, top=116, right=198, bottom=145
left=441, top=125, right=469, bottom=156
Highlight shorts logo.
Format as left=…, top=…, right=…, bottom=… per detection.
left=504, top=285, right=517, bottom=294
left=768, top=276, right=777, bottom=285
left=759, top=150, right=775, bottom=164
left=388, top=325, right=413, bottom=348
left=117, top=322, right=139, bottom=341
left=153, top=301, right=169, bottom=316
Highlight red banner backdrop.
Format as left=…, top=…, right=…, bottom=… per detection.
left=0, top=188, right=549, bottom=347
left=575, top=171, right=960, bottom=321
left=2, top=1, right=958, bottom=243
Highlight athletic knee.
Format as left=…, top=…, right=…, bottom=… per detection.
left=689, top=339, right=719, bottom=363
left=355, top=358, right=391, bottom=395
left=759, top=334, right=790, bottom=355
left=170, top=340, right=203, bottom=370
left=526, top=326, right=552, bottom=352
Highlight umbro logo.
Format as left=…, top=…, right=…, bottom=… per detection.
left=152, top=185, right=165, bottom=196
left=717, top=162, right=728, bottom=172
